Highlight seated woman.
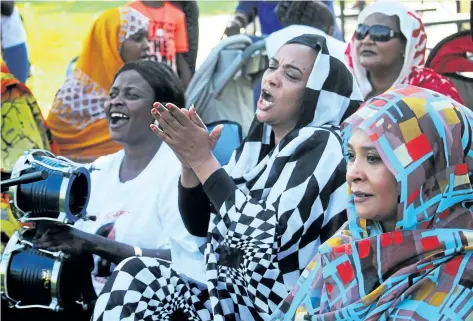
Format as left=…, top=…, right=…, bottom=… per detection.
left=46, top=7, right=150, bottom=163
left=345, top=1, right=464, bottom=103
left=92, top=34, right=363, bottom=321
left=36, top=60, right=194, bottom=297
left=270, top=85, right=473, bottom=321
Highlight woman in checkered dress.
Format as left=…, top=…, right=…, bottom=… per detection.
left=92, top=34, right=363, bottom=321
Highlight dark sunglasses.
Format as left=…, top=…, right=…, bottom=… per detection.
left=355, top=24, right=403, bottom=42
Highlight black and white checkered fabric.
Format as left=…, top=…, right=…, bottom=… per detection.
left=93, top=34, right=363, bottom=321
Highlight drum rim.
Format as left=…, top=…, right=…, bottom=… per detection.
left=0, top=229, right=66, bottom=310
left=7, top=149, right=91, bottom=224
left=51, top=254, right=63, bottom=306
left=8, top=150, right=55, bottom=221
left=60, top=166, right=91, bottom=222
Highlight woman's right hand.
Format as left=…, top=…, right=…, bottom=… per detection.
left=157, top=104, right=221, bottom=170
left=34, top=224, right=93, bottom=257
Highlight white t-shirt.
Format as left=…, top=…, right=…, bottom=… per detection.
left=1, top=7, right=27, bottom=49
left=75, top=143, right=197, bottom=293
left=265, top=25, right=347, bottom=64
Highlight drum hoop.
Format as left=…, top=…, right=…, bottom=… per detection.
left=8, top=150, right=55, bottom=221
left=7, top=149, right=83, bottom=223
left=0, top=231, right=67, bottom=310
left=59, top=177, right=70, bottom=221
left=50, top=256, right=62, bottom=305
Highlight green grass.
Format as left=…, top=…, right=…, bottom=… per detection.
left=197, top=0, right=236, bottom=16
left=16, top=1, right=235, bottom=115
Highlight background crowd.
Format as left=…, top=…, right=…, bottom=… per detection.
left=1, top=1, right=473, bottom=320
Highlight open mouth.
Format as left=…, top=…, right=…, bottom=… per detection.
left=259, top=89, right=275, bottom=110
left=109, top=112, right=130, bottom=129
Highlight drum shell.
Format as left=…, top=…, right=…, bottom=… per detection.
left=1, top=236, right=83, bottom=309
left=9, top=151, right=91, bottom=223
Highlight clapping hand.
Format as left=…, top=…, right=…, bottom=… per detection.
left=150, top=103, right=223, bottom=170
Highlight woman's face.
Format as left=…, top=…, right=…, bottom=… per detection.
left=355, top=13, right=405, bottom=72
left=256, top=43, right=317, bottom=130
left=104, top=69, right=155, bottom=145
left=346, top=128, right=399, bottom=231
left=120, top=30, right=149, bottom=63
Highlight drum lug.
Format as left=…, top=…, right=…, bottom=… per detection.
left=49, top=298, right=62, bottom=311
left=56, top=156, right=99, bottom=172
left=19, top=240, right=70, bottom=260
left=30, top=159, right=73, bottom=177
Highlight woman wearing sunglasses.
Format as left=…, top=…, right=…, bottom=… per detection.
left=345, top=1, right=464, bottom=104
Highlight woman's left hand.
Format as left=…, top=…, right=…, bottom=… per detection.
left=150, top=102, right=223, bottom=169
left=34, top=224, right=92, bottom=256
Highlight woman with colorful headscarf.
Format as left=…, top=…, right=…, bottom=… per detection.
left=92, top=34, right=362, bottom=321
left=345, top=1, right=464, bottom=104
left=1, top=56, right=58, bottom=172
left=46, top=7, right=149, bottom=163
left=270, top=84, right=473, bottom=321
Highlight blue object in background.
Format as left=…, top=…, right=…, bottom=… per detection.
left=65, top=56, right=78, bottom=77
left=207, top=120, right=243, bottom=166
left=3, top=43, right=29, bottom=83
left=235, top=0, right=343, bottom=41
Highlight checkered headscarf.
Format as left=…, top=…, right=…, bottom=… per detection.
left=203, top=34, right=363, bottom=320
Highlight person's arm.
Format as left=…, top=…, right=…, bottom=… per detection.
left=88, top=233, right=171, bottom=264
left=222, top=1, right=258, bottom=38
left=174, top=9, right=191, bottom=87
left=35, top=225, right=171, bottom=265
left=235, top=1, right=258, bottom=24
left=1, top=1, right=14, bottom=16
left=178, top=167, right=211, bottom=237
left=173, top=1, right=199, bottom=74
left=176, top=53, right=191, bottom=89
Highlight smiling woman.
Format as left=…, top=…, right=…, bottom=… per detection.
left=46, top=6, right=150, bottom=163
left=35, top=60, right=193, bottom=301
left=106, top=68, right=155, bottom=146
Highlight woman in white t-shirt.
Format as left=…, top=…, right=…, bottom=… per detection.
left=35, top=60, right=194, bottom=295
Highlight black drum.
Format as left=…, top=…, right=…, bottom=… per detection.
left=7, top=149, right=92, bottom=224
left=0, top=230, right=93, bottom=311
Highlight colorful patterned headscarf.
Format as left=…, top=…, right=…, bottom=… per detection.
left=47, top=7, right=148, bottom=162
left=270, top=85, right=473, bottom=321
left=1, top=57, right=58, bottom=172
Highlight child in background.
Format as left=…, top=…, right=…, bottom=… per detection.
left=128, top=0, right=191, bottom=88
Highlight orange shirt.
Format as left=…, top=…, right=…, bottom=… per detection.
left=128, top=1, right=188, bottom=72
